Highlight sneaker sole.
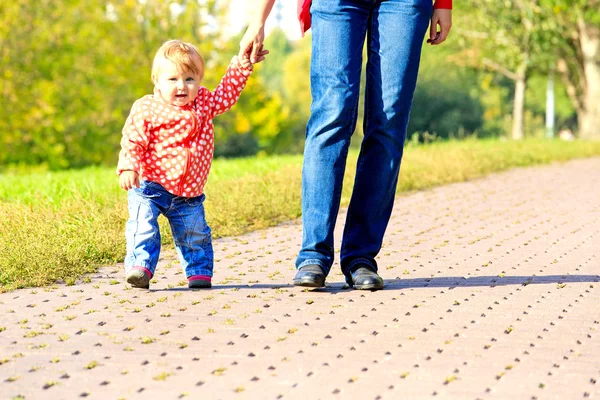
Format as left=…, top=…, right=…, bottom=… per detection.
left=189, top=282, right=212, bottom=289
left=126, top=273, right=150, bottom=289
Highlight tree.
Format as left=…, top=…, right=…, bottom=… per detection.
left=0, top=0, right=285, bottom=168
left=261, top=28, right=294, bottom=95
left=202, top=29, right=298, bottom=156
left=408, top=41, right=485, bottom=140
left=541, top=0, right=600, bottom=139
left=455, top=0, right=548, bottom=140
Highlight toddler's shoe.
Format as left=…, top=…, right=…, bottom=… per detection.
left=188, top=275, right=211, bottom=289
left=126, top=267, right=151, bottom=289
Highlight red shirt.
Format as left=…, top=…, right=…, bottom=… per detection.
left=117, top=64, right=251, bottom=197
left=298, top=0, right=452, bottom=35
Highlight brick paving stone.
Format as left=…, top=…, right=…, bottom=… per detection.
left=1, top=158, right=599, bottom=400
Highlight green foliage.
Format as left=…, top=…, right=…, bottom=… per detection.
left=261, top=28, right=294, bottom=95
left=540, top=0, right=600, bottom=24
left=456, top=0, right=600, bottom=137
left=526, top=75, right=575, bottom=129
left=0, top=0, right=294, bottom=168
left=409, top=43, right=485, bottom=140
left=203, top=30, right=296, bottom=157
left=1, top=0, right=208, bottom=168
left=1, top=1, right=597, bottom=170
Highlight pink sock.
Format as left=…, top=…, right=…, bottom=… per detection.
left=131, top=266, right=152, bottom=278
left=188, top=275, right=211, bottom=283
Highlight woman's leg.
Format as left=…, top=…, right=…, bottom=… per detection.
left=340, top=0, right=432, bottom=277
left=296, top=0, right=371, bottom=275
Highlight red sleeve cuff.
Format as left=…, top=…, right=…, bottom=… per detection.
left=298, top=0, right=450, bottom=36
left=298, top=0, right=311, bottom=36
left=434, top=0, right=452, bottom=9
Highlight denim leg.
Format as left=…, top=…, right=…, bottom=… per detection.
left=125, top=182, right=167, bottom=276
left=295, top=0, right=371, bottom=274
left=166, top=194, right=214, bottom=278
left=340, top=0, right=432, bottom=275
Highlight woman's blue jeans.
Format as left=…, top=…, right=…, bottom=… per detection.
left=125, top=180, right=214, bottom=278
left=296, top=0, right=432, bottom=278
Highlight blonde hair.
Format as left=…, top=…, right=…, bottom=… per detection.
left=151, top=40, right=204, bottom=83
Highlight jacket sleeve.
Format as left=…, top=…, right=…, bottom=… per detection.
left=298, top=0, right=311, bottom=36
left=117, top=99, right=151, bottom=175
left=203, top=62, right=252, bottom=119
left=433, top=0, right=452, bottom=9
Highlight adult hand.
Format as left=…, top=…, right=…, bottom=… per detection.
left=119, top=171, right=140, bottom=191
left=427, top=8, right=452, bottom=45
left=238, top=24, right=266, bottom=64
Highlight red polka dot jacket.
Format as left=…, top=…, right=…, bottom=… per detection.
left=117, top=63, right=251, bottom=198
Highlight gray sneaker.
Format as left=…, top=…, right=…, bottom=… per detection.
left=126, top=269, right=150, bottom=289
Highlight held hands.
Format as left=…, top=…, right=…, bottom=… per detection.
left=238, top=24, right=265, bottom=64
left=119, top=171, right=140, bottom=191
left=427, top=9, right=452, bottom=45
left=232, top=50, right=269, bottom=73
left=238, top=24, right=270, bottom=65
left=232, top=55, right=254, bottom=71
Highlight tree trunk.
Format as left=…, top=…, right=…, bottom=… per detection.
left=578, top=16, right=600, bottom=140
left=512, top=60, right=527, bottom=140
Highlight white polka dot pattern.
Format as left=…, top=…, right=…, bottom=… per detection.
left=117, top=64, right=251, bottom=197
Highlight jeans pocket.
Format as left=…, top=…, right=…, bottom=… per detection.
left=136, top=180, right=162, bottom=199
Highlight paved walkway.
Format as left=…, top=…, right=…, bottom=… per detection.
left=1, top=158, right=599, bottom=400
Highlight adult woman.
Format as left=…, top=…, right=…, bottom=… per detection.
left=239, top=0, right=452, bottom=290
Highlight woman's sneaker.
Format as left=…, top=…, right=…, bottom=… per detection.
left=126, top=268, right=151, bottom=289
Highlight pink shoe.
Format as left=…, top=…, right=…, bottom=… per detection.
left=188, top=275, right=211, bottom=289
left=126, top=267, right=152, bottom=289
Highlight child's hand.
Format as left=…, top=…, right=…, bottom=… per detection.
left=234, top=55, right=254, bottom=71
left=249, top=48, right=269, bottom=65
left=232, top=48, right=269, bottom=71
left=119, top=171, right=139, bottom=190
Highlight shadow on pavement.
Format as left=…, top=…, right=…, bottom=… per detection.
left=150, top=274, right=600, bottom=293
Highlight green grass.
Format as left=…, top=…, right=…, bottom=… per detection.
left=1, top=138, right=599, bottom=291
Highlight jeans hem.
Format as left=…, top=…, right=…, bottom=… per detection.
left=125, top=264, right=155, bottom=275
left=297, top=259, right=329, bottom=274
left=185, top=269, right=213, bottom=279
left=343, top=258, right=376, bottom=276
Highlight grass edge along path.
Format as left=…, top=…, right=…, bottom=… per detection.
left=1, top=138, right=600, bottom=291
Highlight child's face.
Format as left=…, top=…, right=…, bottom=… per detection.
left=154, top=59, right=201, bottom=107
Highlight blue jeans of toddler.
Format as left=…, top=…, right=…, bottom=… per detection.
left=125, top=180, right=213, bottom=279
